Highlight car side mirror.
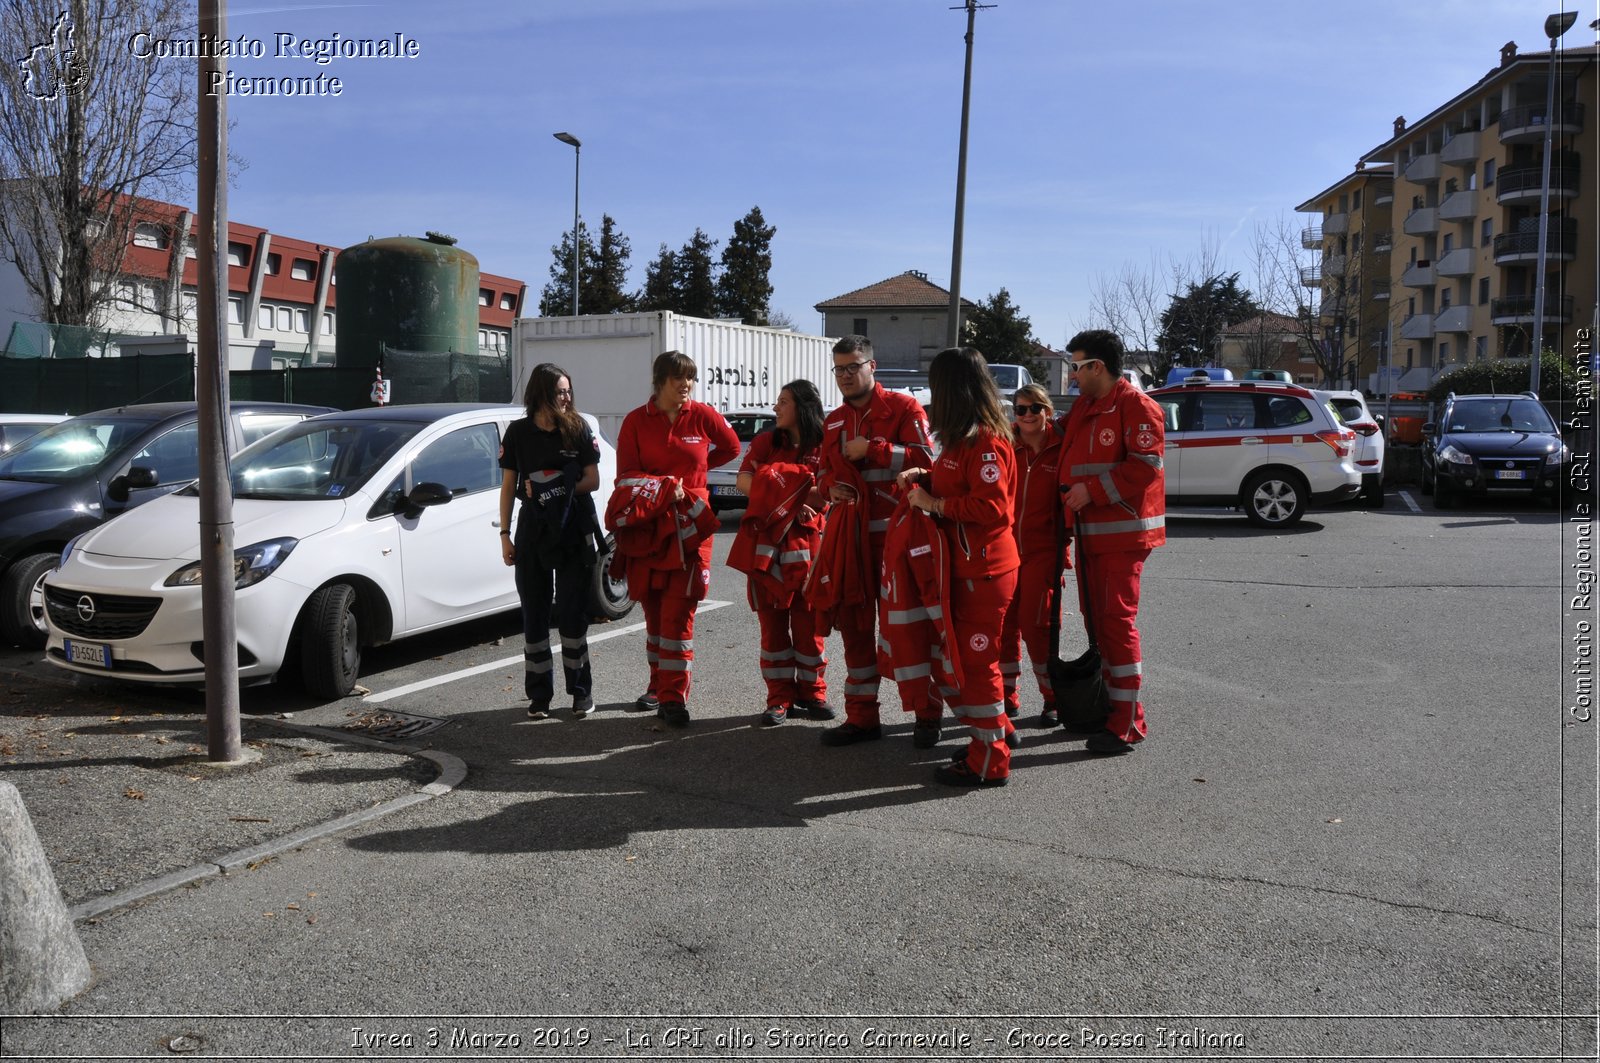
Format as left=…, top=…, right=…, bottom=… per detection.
left=400, top=481, right=453, bottom=519
left=106, top=465, right=160, bottom=503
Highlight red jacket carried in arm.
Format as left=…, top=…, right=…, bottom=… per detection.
left=604, top=474, right=720, bottom=601
left=818, top=383, right=933, bottom=539
left=1058, top=378, right=1167, bottom=554
left=726, top=461, right=820, bottom=608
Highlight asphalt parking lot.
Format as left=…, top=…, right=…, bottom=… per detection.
left=1, top=487, right=1594, bottom=1060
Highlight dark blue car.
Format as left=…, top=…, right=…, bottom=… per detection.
left=1420, top=392, right=1570, bottom=508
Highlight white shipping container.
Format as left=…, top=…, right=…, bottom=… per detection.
left=513, top=312, right=838, bottom=441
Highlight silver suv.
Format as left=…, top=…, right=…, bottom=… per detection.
left=1146, top=380, right=1361, bottom=528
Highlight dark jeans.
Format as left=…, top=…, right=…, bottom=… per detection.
left=513, top=526, right=594, bottom=705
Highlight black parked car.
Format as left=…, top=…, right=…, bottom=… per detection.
left=1420, top=392, right=1569, bottom=508
left=0, top=402, right=335, bottom=647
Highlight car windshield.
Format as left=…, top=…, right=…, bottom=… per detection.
left=727, top=413, right=775, bottom=443
left=989, top=365, right=1023, bottom=391
left=198, top=419, right=423, bottom=500
left=0, top=415, right=158, bottom=483
left=1447, top=398, right=1556, bottom=434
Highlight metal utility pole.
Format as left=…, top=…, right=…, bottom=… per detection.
left=197, top=0, right=239, bottom=761
left=1530, top=10, right=1577, bottom=390
left=553, top=132, right=581, bottom=315
left=945, top=0, right=993, bottom=348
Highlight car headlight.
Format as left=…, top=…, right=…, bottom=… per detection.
left=1546, top=444, right=1571, bottom=466
left=1439, top=445, right=1474, bottom=466
left=164, top=537, right=298, bottom=589
left=58, top=532, right=85, bottom=571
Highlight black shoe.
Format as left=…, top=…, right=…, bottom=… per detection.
left=660, top=702, right=690, bottom=728
left=820, top=722, right=882, bottom=746
left=1005, top=704, right=1019, bottom=719
left=1036, top=707, right=1060, bottom=729
left=1005, top=730, right=1022, bottom=749
left=629, top=693, right=660, bottom=713
left=792, top=699, right=838, bottom=720
left=526, top=703, right=551, bottom=720
left=571, top=696, right=595, bottom=718
left=1086, top=729, right=1135, bottom=756
left=912, top=723, right=942, bottom=749
left=760, top=705, right=787, bottom=727
left=935, top=761, right=1008, bottom=787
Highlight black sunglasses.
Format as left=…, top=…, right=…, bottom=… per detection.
left=1014, top=403, right=1047, bottom=416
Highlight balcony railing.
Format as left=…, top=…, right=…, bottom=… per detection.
left=1399, top=313, right=1435, bottom=340
left=1438, top=189, right=1477, bottom=221
left=1495, top=162, right=1581, bottom=204
left=1493, top=222, right=1578, bottom=263
left=1490, top=294, right=1574, bottom=324
left=1404, top=153, right=1441, bottom=183
left=1498, top=100, right=1585, bottom=142
left=1322, top=212, right=1349, bottom=235
left=1372, top=182, right=1394, bottom=205
left=1435, top=247, right=1476, bottom=277
left=1370, top=278, right=1391, bottom=300
left=1322, top=254, right=1347, bottom=278
left=1299, top=266, right=1322, bottom=288
left=1403, top=207, right=1438, bottom=235
left=1402, top=260, right=1436, bottom=288
left=1440, top=130, right=1480, bottom=167
left=1301, top=225, right=1322, bottom=249
left=1434, top=305, right=1473, bottom=333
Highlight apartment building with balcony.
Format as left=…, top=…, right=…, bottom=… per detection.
left=1349, top=40, right=1597, bottom=377
left=1294, top=163, right=1395, bottom=384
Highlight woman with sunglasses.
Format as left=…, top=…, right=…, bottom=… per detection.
left=896, top=346, right=1019, bottom=786
left=999, top=384, right=1070, bottom=728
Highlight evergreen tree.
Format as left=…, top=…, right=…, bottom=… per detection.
left=584, top=214, right=633, bottom=314
left=537, top=220, right=594, bottom=317
left=1157, top=272, right=1260, bottom=365
left=675, top=228, right=719, bottom=318
left=634, top=244, right=680, bottom=312
left=963, top=288, right=1044, bottom=380
left=716, top=206, right=776, bottom=325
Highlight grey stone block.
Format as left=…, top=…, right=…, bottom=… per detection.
left=0, top=782, right=92, bottom=1013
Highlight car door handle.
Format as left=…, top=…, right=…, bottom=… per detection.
left=1240, top=437, right=1264, bottom=445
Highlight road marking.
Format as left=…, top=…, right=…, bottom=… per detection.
left=364, top=600, right=733, bottom=704
left=1399, top=489, right=1421, bottom=513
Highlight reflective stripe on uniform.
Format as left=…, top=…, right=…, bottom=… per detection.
left=1099, top=471, right=1122, bottom=505
left=1107, top=661, right=1142, bottom=678
left=1132, top=452, right=1163, bottom=469
left=1080, top=515, right=1165, bottom=535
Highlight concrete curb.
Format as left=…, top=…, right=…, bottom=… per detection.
left=67, top=721, right=466, bottom=923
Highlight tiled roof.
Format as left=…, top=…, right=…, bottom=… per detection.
left=815, top=270, right=975, bottom=310
left=1221, top=312, right=1302, bottom=335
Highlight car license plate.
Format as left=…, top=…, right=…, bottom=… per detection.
left=1494, top=469, right=1526, bottom=480
left=63, top=639, right=112, bottom=669
left=712, top=485, right=745, bottom=497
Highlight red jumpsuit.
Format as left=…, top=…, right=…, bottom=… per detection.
left=816, top=384, right=932, bottom=729
left=736, top=432, right=826, bottom=710
left=615, top=398, right=739, bottom=706
left=1000, top=422, right=1069, bottom=717
left=1057, top=378, right=1166, bottom=744
left=927, top=430, right=1019, bottom=781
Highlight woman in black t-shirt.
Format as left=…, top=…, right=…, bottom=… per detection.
left=498, top=363, right=602, bottom=718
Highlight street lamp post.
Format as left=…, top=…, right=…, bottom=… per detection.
left=1530, top=10, right=1577, bottom=390
left=946, top=0, right=992, bottom=349
left=553, top=132, right=581, bottom=316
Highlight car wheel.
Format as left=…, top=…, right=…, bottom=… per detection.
left=0, top=552, right=57, bottom=649
left=591, top=534, right=635, bottom=622
left=1242, top=471, right=1305, bottom=528
left=1362, top=473, right=1385, bottom=509
left=1434, top=478, right=1456, bottom=509
left=299, top=583, right=361, bottom=698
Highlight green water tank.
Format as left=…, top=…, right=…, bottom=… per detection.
left=334, top=231, right=480, bottom=367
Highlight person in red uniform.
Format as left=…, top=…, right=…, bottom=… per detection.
left=615, top=351, right=740, bottom=728
left=815, top=336, right=933, bottom=747
left=733, top=379, right=836, bottom=727
left=897, top=346, right=1020, bottom=785
left=1057, top=330, right=1166, bottom=755
left=999, top=383, right=1070, bottom=728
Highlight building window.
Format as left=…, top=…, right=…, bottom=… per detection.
left=852, top=318, right=868, bottom=335
left=1440, top=289, right=1452, bottom=309
left=499, top=292, right=516, bottom=311
left=227, top=242, right=250, bottom=267
left=1439, top=341, right=1450, bottom=362
left=1478, top=277, right=1490, bottom=305
left=257, top=304, right=274, bottom=330
left=295, top=308, right=310, bottom=334
left=276, top=306, right=291, bottom=332
left=478, top=289, right=492, bottom=307
left=181, top=292, right=197, bottom=318
left=264, top=252, right=280, bottom=275
left=132, top=223, right=168, bottom=250
left=291, top=259, right=314, bottom=281
left=1481, top=219, right=1492, bottom=246
left=322, top=311, right=334, bottom=333
left=1353, top=189, right=1362, bottom=209
left=1442, top=233, right=1453, bottom=253
left=1475, top=336, right=1489, bottom=361
left=184, top=238, right=196, bottom=260
left=1484, top=159, right=1495, bottom=186
left=228, top=298, right=243, bottom=325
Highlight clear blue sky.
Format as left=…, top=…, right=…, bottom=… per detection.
left=211, top=0, right=1581, bottom=347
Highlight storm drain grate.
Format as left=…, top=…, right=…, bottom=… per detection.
left=342, top=710, right=449, bottom=740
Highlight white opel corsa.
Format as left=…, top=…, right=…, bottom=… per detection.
left=43, top=404, right=628, bottom=698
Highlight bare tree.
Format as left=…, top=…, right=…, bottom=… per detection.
left=1248, top=213, right=1364, bottom=386
left=0, top=0, right=195, bottom=340
left=1085, top=253, right=1166, bottom=377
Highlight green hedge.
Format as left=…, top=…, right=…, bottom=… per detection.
left=1426, top=354, right=1586, bottom=403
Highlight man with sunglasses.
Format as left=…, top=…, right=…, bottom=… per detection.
left=1057, top=330, right=1166, bottom=755
left=815, top=335, right=933, bottom=746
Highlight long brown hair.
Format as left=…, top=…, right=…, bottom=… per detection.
left=524, top=362, right=586, bottom=449
left=928, top=346, right=1010, bottom=448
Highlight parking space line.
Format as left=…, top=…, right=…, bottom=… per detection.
left=1399, top=489, right=1421, bottom=513
left=364, top=600, right=733, bottom=704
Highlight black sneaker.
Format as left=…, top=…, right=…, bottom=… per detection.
left=935, top=761, right=1008, bottom=787
left=571, top=696, right=595, bottom=718
left=1005, top=730, right=1022, bottom=749
left=820, top=722, right=882, bottom=746
left=760, top=705, right=787, bottom=727
left=792, top=699, right=838, bottom=720
left=660, top=702, right=690, bottom=728
left=526, top=703, right=551, bottom=721
left=1005, top=704, right=1019, bottom=719
left=1036, top=707, right=1060, bottom=729
left=629, top=693, right=660, bottom=713
left=912, top=723, right=942, bottom=749
left=1086, top=729, right=1135, bottom=756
